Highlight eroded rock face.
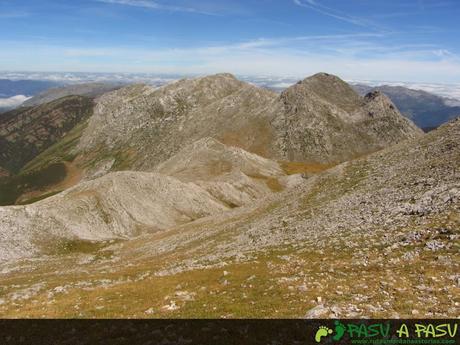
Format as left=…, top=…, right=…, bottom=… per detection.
left=353, top=83, right=460, bottom=131
left=77, top=73, right=422, bottom=171
left=0, top=96, right=93, bottom=172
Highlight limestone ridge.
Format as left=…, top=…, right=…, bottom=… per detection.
left=0, top=139, right=290, bottom=262
left=0, top=118, right=456, bottom=316
left=0, top=171, right=229, bottom=261
left=77, top=73, right=422, bottom=172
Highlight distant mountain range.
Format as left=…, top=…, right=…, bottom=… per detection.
left=0, top=79, right=62, bottom=113
left=0, top=80, right=122, bottom=113
left=0, top=79, right=61, bottom=98
left=2, top=76, right=459, bottom=134
left=23, top=82, right=124, bottom=107
left=352, top=84, right=460, bottom=131
left=0, top=72, right=422, bottom=206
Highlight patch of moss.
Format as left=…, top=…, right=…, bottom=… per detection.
left=52, top=239, right=105, bottom=255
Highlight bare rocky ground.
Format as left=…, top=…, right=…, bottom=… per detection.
left=0, top=118, right=458, bottom=318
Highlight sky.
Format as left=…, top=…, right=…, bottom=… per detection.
left=0, top=0, right=459, bottom=83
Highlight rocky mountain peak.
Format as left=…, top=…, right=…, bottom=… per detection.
left=364, top=90, right=386, bottom=101
left=205, top=72, right=237, bottom=80
left=0, top=71, right=457, bottom=319
left=304, top=72, right=344, bottom=83
left=74, top=73, right=422, bottom=171
left=288, top=72, right=362, bottom=113
left=363, top=90, right=402, bottom=118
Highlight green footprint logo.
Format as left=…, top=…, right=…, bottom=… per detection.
left=315, top=326, right=333, bottom=343
left=333, top=320, right=346, bottom=341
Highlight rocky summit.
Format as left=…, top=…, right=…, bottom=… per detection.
left=0, top=73, right=457, bottom=319
left=76, top=73, right=422, bottom=172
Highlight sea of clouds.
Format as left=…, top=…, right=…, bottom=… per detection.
left=0, top=95, right=31, bottom=109
left=1, top=71, right=459, bottom=102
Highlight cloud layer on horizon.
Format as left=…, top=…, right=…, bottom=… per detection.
left=0, top=95, right=31, bottom=109
left=0, top=0, right=458, bottom=84
left=1, top=33, right=459, bottom=84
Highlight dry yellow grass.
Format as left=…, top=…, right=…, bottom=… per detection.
left=279, top=161, right=334, bottom=175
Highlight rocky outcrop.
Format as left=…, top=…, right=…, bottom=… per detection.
left=0, top=96, right=93, bottom=172
left=77, top=73, right=422, bottom=171
left=353, top=83, right=460, bottom=131
left=0, top=83, right=456, bottom=318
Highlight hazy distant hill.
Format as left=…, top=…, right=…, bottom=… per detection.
left=353, top=84, right=460, bottom=131
left=0, top=79, right=61, bottom=98
left=23, top=82, right=124, bottom=107
left=0, top=79, right=62, bottom=113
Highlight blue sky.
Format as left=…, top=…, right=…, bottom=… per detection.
left=0, top=0, right=459, bottom=82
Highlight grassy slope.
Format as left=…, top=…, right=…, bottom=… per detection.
left=0, top=213, right=457, bottom=318
left=0, top=120, right=88, bottom=206
left=0, top=149, right=457, bottom=318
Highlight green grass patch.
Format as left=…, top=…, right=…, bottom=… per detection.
left=0, top=163, right=67, bottom=205
left=52, top=239, right=106, bottom=255
left=21, top=120, right=88, bottom=174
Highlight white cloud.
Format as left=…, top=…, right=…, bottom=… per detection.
left=95, top=0, right=217, bottom=15
left=0, top=95, right=31, bottom=109
left=350, top=80, right=460, bottom=100
left=0, top=33, right=459, bottom=84
left=293, top=0, right=375, bottom=28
